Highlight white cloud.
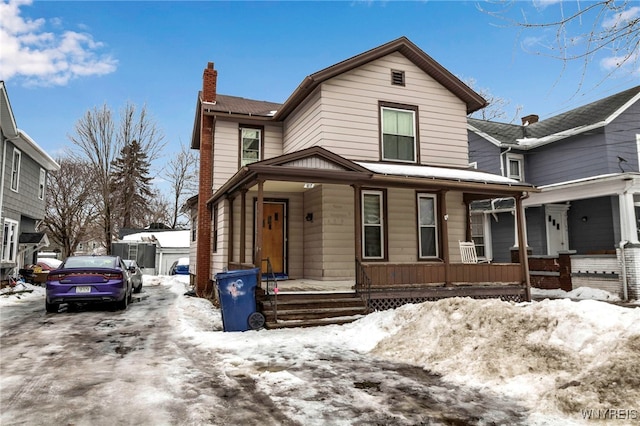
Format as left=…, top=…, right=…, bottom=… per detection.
left=0, top=0, right=117, bottom=86
left=602, top=5, right=640, bottom=29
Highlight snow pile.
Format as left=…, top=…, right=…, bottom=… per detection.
left=0, top=281, right=44, bottom=301
left=532, top=286, right=623, bottom=302
left=370, top=297, right=640, bottom=420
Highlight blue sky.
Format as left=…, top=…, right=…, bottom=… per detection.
left=1, top=0, right=638, bottom=180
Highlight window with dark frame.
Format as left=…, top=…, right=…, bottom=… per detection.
left=380, top=104, right=417, bottom=163
left=213, top=205, right=218, bottom=252
left=240, top=127, right=262, bottom=167
left=362, top=190, right=384, bottom=259
left=417, top=194, right=438, bottom=258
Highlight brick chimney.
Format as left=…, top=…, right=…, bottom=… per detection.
left=202, top=62, right=217, bottom=103
left=521, top=114, right=539, bottom=126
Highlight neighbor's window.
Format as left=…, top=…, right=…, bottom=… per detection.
left=213, top=204, right=218, bottom=252
left=362, top=190, right=384, bottom=259
left=192, top=216, right=197, bottom=242
left=381, top=104, right=417, bottom=163
left=10, top=149, right=21, bottom=192
left=2, top=219, right=18, bottom=262
left=38, top=168, right=46, bottom=200
left=470, top=212, right=486, bottom=258
left=240, top=127, right=262, bottom=167
left=506, top=153, right=524, bottom=181
left=417, top=194, right=438, bottom=258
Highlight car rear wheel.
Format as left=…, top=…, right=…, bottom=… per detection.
left=45, top=301, right=59, bottom=313
left=116, top=292, right=129, bottom=310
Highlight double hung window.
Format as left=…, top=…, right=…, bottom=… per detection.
left=362, top=190, right=384, bottom=259
left=240, top=127, right=262, bottom=167
left=2, top=220, right=18, bottom=262
left=10, top=149, right=21, bottom=192
left=381, top=104, right=417, bottom=163
left=506, top=153, right=524, bottom=181
left=417, top=194, right=438, bottom=258
left=39, top=168, right=46, bottom=200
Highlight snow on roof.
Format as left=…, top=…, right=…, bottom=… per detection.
left=356, top=162, right=524, bottom=185
left=123, top=230, right=190, bottom=248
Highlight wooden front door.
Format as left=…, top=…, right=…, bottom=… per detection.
left=262, top=202, right=286, bottom=274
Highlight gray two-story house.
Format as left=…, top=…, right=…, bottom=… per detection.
left=468, top=85, right=640, bottom=300
left=189, top=37, right=536, bottom=326
left=0, top=81, right=60, bottom=282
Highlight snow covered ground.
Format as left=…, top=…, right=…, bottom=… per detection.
left=2, top=278, right=639, bottom=425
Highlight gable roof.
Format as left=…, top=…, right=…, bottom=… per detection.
left=469, top=85, right=640, bottom=149
left=274, top=36, right=486, bottom=119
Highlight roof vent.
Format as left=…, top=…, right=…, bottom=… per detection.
left=391, top=70, right=405, bottom=86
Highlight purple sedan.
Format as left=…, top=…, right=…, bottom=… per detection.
left=45, top=255, right=133, bottom=313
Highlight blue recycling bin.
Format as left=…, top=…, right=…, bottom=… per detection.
left=215, top=268, right=262, bottom=332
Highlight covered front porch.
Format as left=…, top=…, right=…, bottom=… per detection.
left=209, top=147, right=535, bottom=323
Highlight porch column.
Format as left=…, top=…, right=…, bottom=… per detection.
left=353, top=184, right=362, bottom=263
left=441, top=190, right=451, bottom=286
left=515, top=194, right=531, bottom=301
left=619, top=190, right=639, bottom=244
left=255, top=180, right=265, bottom=274
left=228, top=195, right=235, bottom=265
left=240, top=189, right=247, bottom=264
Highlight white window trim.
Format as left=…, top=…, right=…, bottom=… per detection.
left=362, top=190, right=384, bottom=260
left=38, top=168, right=46, bottom=200
left=381, top=106, right=417, bottom=163
left=505, top=153, right=524, bottom=181
left=10, top=148, right=21, bottom=192
left=470, top=212, right=492, bottom=261
left=2, top=219, right=19, bottom=262
left=417, top=193, right=439, bottom=259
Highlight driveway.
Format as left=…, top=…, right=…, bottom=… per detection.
left=1, top=282, right=528, bottom=425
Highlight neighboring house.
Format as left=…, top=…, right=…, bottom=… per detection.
left=115, top=229, right=190, bottom=275
left=468, top=85, right=640, bottom=299
left=190, top=37, right=535, bottom=310
left=0, top=81, right=60, bottom=282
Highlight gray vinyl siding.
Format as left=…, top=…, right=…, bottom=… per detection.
left=490, top=212, right=515, bottom=263
left=605, top=101, right=640, bottom=173
left=468, top=133, right=502, bottom=174
left=282, top=52, right=470, bottom=168
left=567, top=197, right=616, bottom=253
left=524, top=206, right=546, bottom=255
left=2, top=143, right=46, bottom=221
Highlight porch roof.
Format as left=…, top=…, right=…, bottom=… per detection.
left=207, top=147, right=536, bottom=206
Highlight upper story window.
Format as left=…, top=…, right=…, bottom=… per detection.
left=10, top=148, right=21, bottom=192
left=38, top=168, right=46, bottom=200
left=240, top=127, right=263, bottom=167
left=380, top=103, right=418, bottom=163
left=506, top=153, right=524, bottom=181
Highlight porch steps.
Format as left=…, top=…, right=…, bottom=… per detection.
left=256, top=291, right=369, bottom=329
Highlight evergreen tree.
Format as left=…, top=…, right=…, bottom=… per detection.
left=110, top=140, right=154, bottom=229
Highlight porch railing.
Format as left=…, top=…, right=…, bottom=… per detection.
left=261, top=258, right=278, bottom=322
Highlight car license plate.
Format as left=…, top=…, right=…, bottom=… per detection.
left=76, top=286, right=91, bottom=293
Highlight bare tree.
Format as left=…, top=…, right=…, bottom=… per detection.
left=481, top=0, right=640, bottom=90
left=163, top=142, right=198, bottom=228
left=69, top=102, right=165, bottom=252
left=464, top=77, right=523, bottom=122
left=41, top=157, right=100, bottom=258
left=138, top=190, right=173, bottom=228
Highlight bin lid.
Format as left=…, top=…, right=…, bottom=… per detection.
left=215, top=268, right=260, bottom=279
